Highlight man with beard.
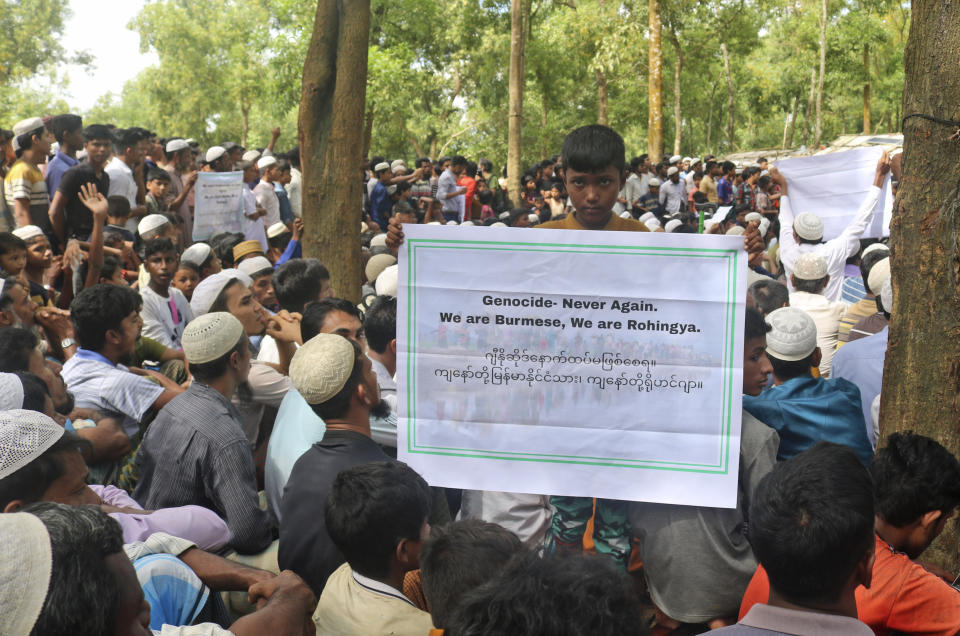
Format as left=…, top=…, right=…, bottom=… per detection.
left=278, top=333, right=396, bottom=595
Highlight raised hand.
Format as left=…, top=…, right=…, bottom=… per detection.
left=79, top=182, right=109, bottom=221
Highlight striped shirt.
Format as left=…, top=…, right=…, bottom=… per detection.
left=133, top=381, right=275, bottom=554
left=4, top=160, right=49, bottom=229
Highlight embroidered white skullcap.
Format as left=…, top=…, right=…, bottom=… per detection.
left=667, top=166, right=679, bottom=176
left=257, top=155, right=277, bottom=170
left=237, top=256, right=273, bottom=278
left=369, top=233, right=388, bottom=248
left=267, top=222, right=289, bottom=239
left=182, top=312, right=244, bottom=364
left=375, top=264, right=398, bottom=297
left=446, top=220, right=458, bottom=225
left=639, top=212, right=656, bottom=223
left=861, top=242, right=888, bottom=259
left=765, top=307, right=818, bottom=361
left=0, top=374, right=24, bottom=411
left=0, top=409, right=65, bottom=480
left=664, top=219, right=682, bottom=233
left=137, top=214, right=170, bottom=237
left=491, top=222, right=506, bottom=227
left=181, top=242, right=213, bottom=267
left=205, top=146, right=227, bottom=163
left=0, top=512, right=52, bottom=636
left=792, top=252, right=828, bottom=281
left=867, top=257, right=891, bottom=297
left=793, top=212, right=824, bottom=241
left=744, top=212, right=763, bottom=224
left=645, top=218, right=661, bottom=230
left=726, top=225, right=745, bottom=236
left=648, top=178, right=661, bottom=187
left=682, top=156, right=692, bottom=163
left=427, top=221, right=443, bottom=225
left=290, top=333, right=357, bottom=405
left=165, top=139, right=190, bottom=153
left=365, top=253, right=396, bottom=283
left=879, top=277, right=893, bottom=315
left=190, top=270, right=249, bottom=316
left=12, top=225, right=45, bottom=241
left=387, top=185, right=397, bottom=195
left=374, top=162, right=390, bottom=172
left=758, top=217, right=771, bottom=237
left=528, top=214, right=540, bottom=224
left=669, top=155, right=681, bottom=164
left=243, top=149, right=262, bottom=163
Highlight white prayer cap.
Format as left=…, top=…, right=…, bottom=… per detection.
left=682, top=156, right=692, bottom=164
left=12, top=225, right=44, bottom=241
left=369, top=233, right=388, bottom=248
left=365, top=253, right=396, bottom=283
left=669, top=155, right=681, bottom=164
left=185, top=138, right=197, bottom=145
left=619, top=211, right=631, bottom=219
left=243, top=149, right=262, bottom=163
left=793, top=212, right=824, bottom=241
left=427, top=221, right=442, bottom=225
left=267, top=222, right=290, bottom=239
left=182, top=312, right=244, bottom=364
left=491, top=222, right=507, bottom=227
left=181, top=242, right=213, bottom=267
left=0, top=512, right=52, bottom=636
left=361, top=222, right=369, bottom=233
left=137, top=214, right=170, bottom=237
left=0, top=374, right=24, bottom=410
left=667, top=167, right=679, bottom=176
left=726, top=225, right=746, bottom=236
left=13, top=117, right=44, bottom=137
left=387, top=185, right=397, bottom=195
left=391, top=159, right=406, bottom=172
left=861, top=242, right=888, bottom=259
left=879, top=278, right=893, bottom=314
left=77, top=149, right=87, bottom=161
left=792, top=252, right=828, bottom=280
left=446, top=220, right=458, bottom=225
left=498, top=211, right=510, bottom=220
left=165, top=138, right=190, bottom=153
left=374, top=162, right=390, bottom=172
left=190, top=270, right=246, bottom=316
left=639, top=212, right=656, bottom=223
left=257, top=155, right=277, bottom=171
left=867, top=257, right=891, bottom=296
left=703, top=218, right=718, bottom=230
left=375, top=264, right=398, bottom=297
left=758, top=218, right=771, bottom=237
left=0, top=409, right=65, bottom=480
left=765, top=307, right=818, bottom=361
left=744, top=212, right=763, bottom=224
left=648, top=178, right=661, bottom=187
left=645, top=218, right=662, bottom=230
left=290, top=333, right=357, bottom=406
left=238, top=256, right=273, bottom=278
left=664, top=219, right=682, bottom=233
left=529, top=214, right=540, bottom=224
left=498, top=178, right=509, bottom=189
left=462, top=220, right=475, bottom=226
left=691, top=157, right=702, bottom=165
left=205, top=146, right=226, bottom=163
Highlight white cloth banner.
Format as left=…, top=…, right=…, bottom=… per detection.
left=192, top=171, right=244, bottom=242
left=397, top=225, right=747, bottom=508
left=774, top=147, right=894, bottom=240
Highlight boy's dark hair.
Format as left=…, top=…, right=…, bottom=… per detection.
left=721, top=160, right=735, bottom=174
left=142, top=237, right=177, bottom=261
left=0, top=433, right=92, bottom=509
left=871, top=432, right=960, bottom=527
left=146, top=167, right=171, bottom=183
left=112, top=128, right=143, bottom=155
left=0, top=232, right=27, bottom=256
left=177, top=260, right=200, bottom=275
left=477, top=189, right=493, bottom=205
left=446, top=551, right=646, bottom=636
left=324, top=461, right=432, bottom=579
left=860, top=249, right=890, bottom=295
left=464, top=161, right=478, bottom=179
left=479, top=158, right=492, bottom=172
left=793, top=276, right=828, bottom=295
left=47, top=114, right=83, bottom=144
left=286, top=147, right=300, bottom=169
left=748, top=279, right=789, bottom=316
left=450, top=155, right=467, bottom=168
left=749, top=442, right=875, bottom=606
left=307, top=337, right=365, bottom=419
left=0, top=327, right=38, bottom=372
left=83, top=125, right=113, bottom=143
left=211, top=232, right=244, bottom=268
left=78, top=255, right=122, bottom=287
left=267, top=231, right=291, bottom=251
left=70, top=284, right=142, bottom=351
left=15, top=371, right=51, bottom=412
left=768, top=352, right=816, bottom=381
left=189, top=336, right=247, bottom=383
left=364, top=295, right=396, bottom=354
left=562, top=124, right=625, bottom=174
left=107, top=196, right=131, bottom=219
left=744, top=306, right=771, bottom=342
left=758, top=174, right=772, bottom=189
left=420, top=519, right=524, bottom=629
left=301, top=297, right=361, bottom=342
left=14, top=124, right=45, bottom=157
left=272, top=259, right=331, bottom=313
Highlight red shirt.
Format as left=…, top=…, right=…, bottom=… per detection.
left=457, top=176, right=477, bottom=220
left=739, top=535, right=960, bottom=635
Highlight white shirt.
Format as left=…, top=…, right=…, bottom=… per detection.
left=140, top=286, right=194, bottom=349
left=789, top=291, right=848, bottom=378
left=105, top=156, right=140, bottom=233
left=778, top=185, right=881, bottom=302
left=369, top=356, right=396, bottom=410
left=285, top=167, right=302, bottom=218
left=436, top=168, right=462, bottom=214
left=659, top=178, right=688, bottom=214
left=254, top=181, right=281, bottom=228
left=241, top=187, right=268, bottom=251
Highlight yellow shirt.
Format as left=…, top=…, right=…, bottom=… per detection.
left=700, top=174, right=719, bottom=203
left=537, top=211, right=649, bottom=232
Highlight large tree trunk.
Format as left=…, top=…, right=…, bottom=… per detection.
left=671, top=35, right=683, bottom=156
left=507, top=0, right=527, bottom=204
left=241, top=102, right=250, bottom=149
left=785, top=93, right=799, bottom=149
left=299, top=0, right=369, bottom=303
left=647, top=0, right=663, bottom=160
left=862, top=43, right=871, bottom=134
left=596, top=68, right=609, bottom=126
left=803, top=67, right=816, bottom=147
left=721, top=42, right=735, bottom=150
left=882, top=0, right=960, bottom=571
left=815, top=0, right=827, bottom=148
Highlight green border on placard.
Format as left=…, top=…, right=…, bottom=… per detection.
left=402, top=238, right=740, bottom=474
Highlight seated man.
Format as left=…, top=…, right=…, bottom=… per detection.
left=713, top=443, right=876, bottom=635
left=739, top=432, right=960, bottom=635
left=419, top=518, right=525, bottom=631
left=838, top=244, right=888, bottom=345
left=4, top=503, right=316, bottom=636
left=628, top=307, right=779, bottom=630
left=313, top=461, right=434, bottom=635
left=743, top=307, right=872, bottom=466
left=787, top=252, right=847, bottom=377
left=256, top=257, right=332, bottom=364
left=278, top=333, right=392, bottom=594
left=134, top=312, right=276, bottom=555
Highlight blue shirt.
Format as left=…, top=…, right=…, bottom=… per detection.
left=743, top=373, right=872, bottom=466
left=45, top=151, right=78, bottom=196
left=275, top=182, right=295, bottom=224
left=831, top=326, right=887, bottom=447
left=717, top=177, right=734, bottom=205
left=264, top=389, right=325, bottom=523
left=369, top=180, right=391, bottom=227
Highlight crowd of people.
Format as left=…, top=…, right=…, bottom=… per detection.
left=0, top=113, right=957, bottom=636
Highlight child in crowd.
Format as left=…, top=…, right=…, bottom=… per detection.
left=171, top=260, right=200, bottom=301
left=106, top=196, right=135, bottom=242
left=0, top=232, right=27, bottom=281
left=13, top=226, right=54, bottom=306
left=139, top=237, right=193, bottom=349
left=145, top=168, right=172, bottom=215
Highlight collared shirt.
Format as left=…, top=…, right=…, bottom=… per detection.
left=133, top=381, right=275, bottom=554
left=736, top=182, right=757, bottom=211
left=715, top=603, right=873, bottom=635
left=659, top=178, right=688, bottom=214
left=435, top=168, right=462, bottom=213
left=369, top=180, right=392, bottom=227
left=701, top=173, right=719, bottom=203
left=105, top=156, right=139, bottom=234
left=61, top=348, right=164, bottom=437
left=45, top=150, right=78, bottom=196
left=831, top=327, right=887, bottom=447
left=254, top=180, right=281, bottom=228
left=717, top=177, right=734, bottom=204
left=274, top=182, right=295, bottom=224
left=279, top=429, right=390, bottom=595
left=842, top=273, right=867, bottom=304
left=4, top=160, right=50, bottom=230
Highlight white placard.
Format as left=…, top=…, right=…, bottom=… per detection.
left=774, top=147, right=894, bottom=240
left=192, top=171, right=244, bottom=242
left=397, top=225, right=747, bottom=508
